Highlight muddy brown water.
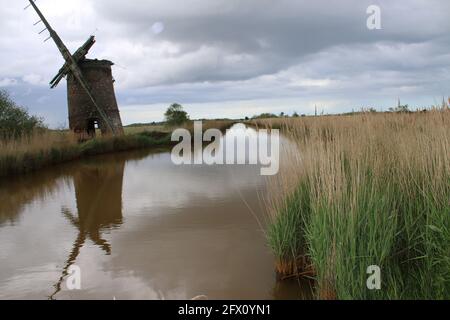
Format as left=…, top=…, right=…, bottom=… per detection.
left=0, top=125, right=312, bottom=300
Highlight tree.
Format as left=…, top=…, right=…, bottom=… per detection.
left=292, top=111, right=299, bottom=118
left=397, top=104, right=410, bottom=113
left=252, top=113, right=278, bottom=120
left=389, top=104, right=410, bottom=113
left=0, top=89, right=45, bottom=140
left=164, top=103, right=189, bottom=126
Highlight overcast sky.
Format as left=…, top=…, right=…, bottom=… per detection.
left=1, top=0, right=449, bottom=127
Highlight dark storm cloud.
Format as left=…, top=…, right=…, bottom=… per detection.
left=91, top=0, right=450, bottom=85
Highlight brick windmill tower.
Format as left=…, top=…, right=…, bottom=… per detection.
left=27, top=0, right=124, bottom=137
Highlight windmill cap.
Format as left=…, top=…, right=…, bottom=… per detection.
left=80, top=59, right=114, bottom=68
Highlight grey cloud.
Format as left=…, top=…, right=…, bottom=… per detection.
left=0, top=0, right=449, bottom=126
left=89, top=0, right=450, bottom=88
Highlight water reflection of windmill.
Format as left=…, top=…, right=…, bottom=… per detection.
left=50, top=158, right=125, bottom=299
left=26, top=0, right=124, bottom=138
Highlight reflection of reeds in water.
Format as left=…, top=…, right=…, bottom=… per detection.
left=0, top=169, right=72, bottom=226
left=261, top=111, right=450, bottom=299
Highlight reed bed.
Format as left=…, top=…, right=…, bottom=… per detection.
left=260, top=111, right=450, bottom=299
left=0, top=120, right=236, bottom=179
left=123, top=124, right=169, bottom=135
left=0, top=129, right=172, bottom=178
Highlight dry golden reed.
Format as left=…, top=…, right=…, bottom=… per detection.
left=258, top=110, right=449, bottom=299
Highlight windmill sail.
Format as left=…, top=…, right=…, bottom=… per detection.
left=27, top=0, right=117, bottom=135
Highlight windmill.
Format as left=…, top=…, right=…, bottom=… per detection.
left=26, top=0, right=124, bottom=137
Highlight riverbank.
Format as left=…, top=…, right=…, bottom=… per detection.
left=0, top=120, right=235, bottom=179
left=256, top=111, right=450, bottom=299
left=0, top=130, right=173, bottom=178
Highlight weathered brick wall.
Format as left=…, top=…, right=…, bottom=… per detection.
left=67, top=59, right=124, bottom=136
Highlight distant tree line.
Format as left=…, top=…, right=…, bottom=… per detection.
left=249, top=111, right=305, bottom=120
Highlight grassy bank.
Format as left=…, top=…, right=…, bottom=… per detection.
left=0, top=130, right=172, bottom=178
left=124, top=119, right=235, bottom=134
left=261, top=111, right=450, bottom=299
left=0, top=120, right=236, bottom=179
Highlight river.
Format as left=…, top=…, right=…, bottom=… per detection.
left=0, top=124, right=311, bottom=300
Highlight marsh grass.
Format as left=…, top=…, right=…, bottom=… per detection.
left=123, top=124, right=169, bottom=135
left=0, top=120, right=236, bottom=179
left=261, top=111, right=450, bottom=299
left=0, top=130, right=172, bottom=178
